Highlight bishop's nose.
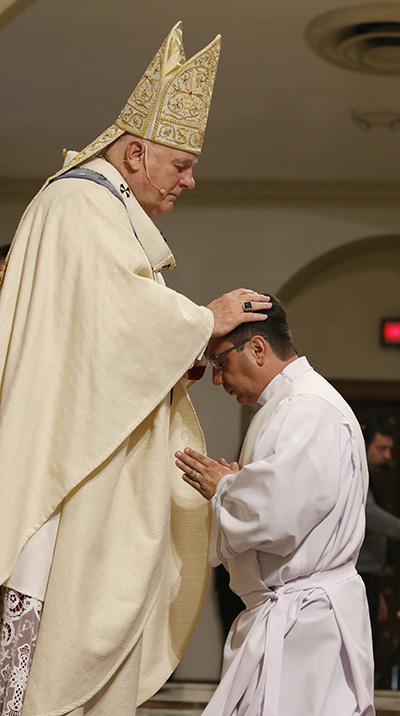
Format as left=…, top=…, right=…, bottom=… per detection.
left=180, top=169, right=196, bottom=190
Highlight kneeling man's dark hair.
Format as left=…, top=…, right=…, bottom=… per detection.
left=225, top=294, right=297, bottom=361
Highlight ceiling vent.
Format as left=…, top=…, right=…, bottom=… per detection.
left=305, top=4, right=400, bottom=75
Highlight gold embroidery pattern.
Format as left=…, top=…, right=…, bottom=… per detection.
left=62, top=126, right=124, bottom=170
left=165, top=67, right=207, bottom=122
left=115, top=24, right=221, bottom=154
left=122, top=44, right=164, bottom=135
left=153, top=43, right=220, bottom=153
left=59, top=23, right=220, bottom=168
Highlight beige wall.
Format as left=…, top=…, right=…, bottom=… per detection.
left=0, top=198, right=27, bottom=244
left=1, top=189, right=400, bottom=681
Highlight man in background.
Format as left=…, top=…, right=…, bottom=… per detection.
left=357, top=414, right=398, bottom=648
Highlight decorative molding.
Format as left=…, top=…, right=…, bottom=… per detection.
left=3, top=177, right=400, bottom=207
left=331, top=380, right=400, bottom=401
left=183, top=179, right=400, bottom=206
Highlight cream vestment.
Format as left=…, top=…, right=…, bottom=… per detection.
left=0, top=156, right=214, bottom=715
left=206, top=358, right=374, bottom=716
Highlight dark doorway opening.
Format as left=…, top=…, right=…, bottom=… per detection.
left=333, top=380, right=400, bottom=690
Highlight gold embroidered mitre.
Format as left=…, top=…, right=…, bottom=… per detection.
left=0, top=23, right=221, bottom=287
left=62, top=22, right=221, bottom=171
left=116, top=22, right=221, bottom=154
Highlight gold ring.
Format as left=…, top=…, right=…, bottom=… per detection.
left=243, top=301, right=253, bottom=311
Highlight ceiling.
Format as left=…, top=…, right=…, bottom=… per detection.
left=1, top=0, right=400, bottom=187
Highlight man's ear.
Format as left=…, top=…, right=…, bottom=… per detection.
left=251, top=335, right=268, bottom=365
left=125, top=138, right=145, bottom=172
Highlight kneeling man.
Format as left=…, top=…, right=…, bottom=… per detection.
left=175, top=295, right=375, bottom=716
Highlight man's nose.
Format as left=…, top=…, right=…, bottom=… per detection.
left=212, top=367, right=223, bottom=385
left=180, top=169, right=195, bottom=190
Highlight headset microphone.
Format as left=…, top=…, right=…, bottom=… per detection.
left=145, top=174, right=166, bottom=196
left=147, top=179, right=166, bottom=196
left=143, top=144, right=166, bottom=196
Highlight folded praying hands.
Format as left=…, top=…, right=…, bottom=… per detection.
left=175, top=447, right=239, bottom=500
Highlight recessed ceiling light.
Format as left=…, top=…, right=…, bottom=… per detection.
left=305, top=4, right=400, bottom=75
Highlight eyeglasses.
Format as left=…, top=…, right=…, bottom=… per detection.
left=208, top=338, right=251, bottom=370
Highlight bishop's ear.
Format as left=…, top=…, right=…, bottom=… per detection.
left=125, top=139, right=145, bottom=171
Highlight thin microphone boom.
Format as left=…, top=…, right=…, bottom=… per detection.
left=146, top=176, right=166, bottom=196
left=143, top=144, right=166, bottom=195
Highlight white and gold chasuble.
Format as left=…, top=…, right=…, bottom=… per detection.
left=0, top=157, right=214, bottom=715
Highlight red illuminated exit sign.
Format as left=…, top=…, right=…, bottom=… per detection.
left=381, top=319, right=400, bottom=347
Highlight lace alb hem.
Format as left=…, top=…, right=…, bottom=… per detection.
left=0, top=587, right=43, bottom=716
